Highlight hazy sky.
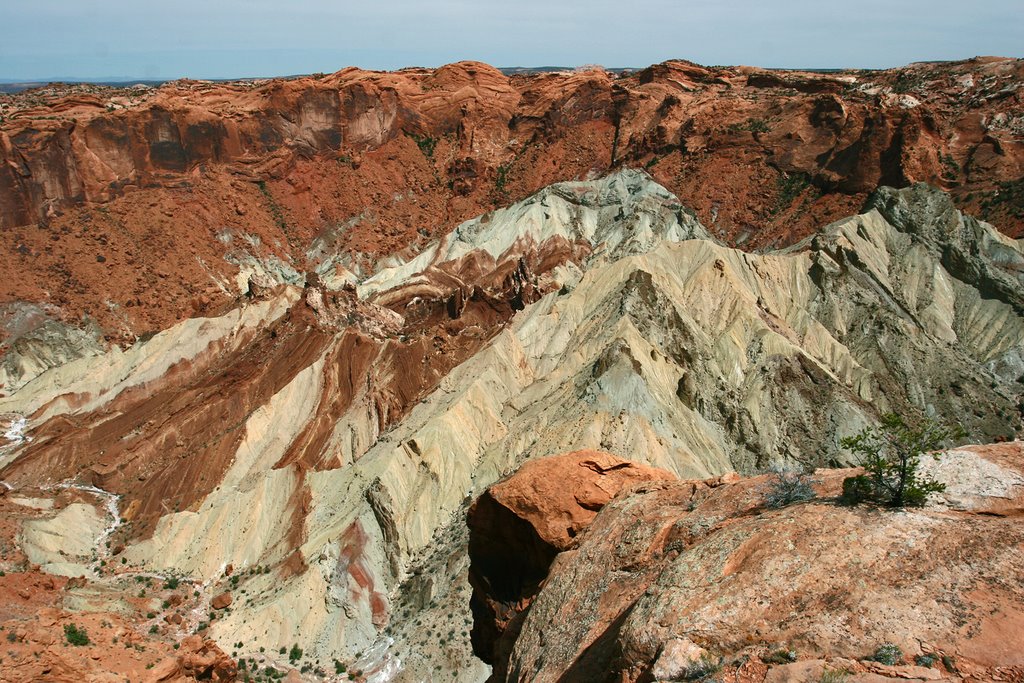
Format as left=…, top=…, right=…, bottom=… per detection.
left=1, top=0, right=1021, bottom=80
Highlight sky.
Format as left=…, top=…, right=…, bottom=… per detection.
left=0, top=0, right=1021, bottom=81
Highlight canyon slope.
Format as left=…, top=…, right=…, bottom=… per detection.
left=1, top=169, right=1023, bottom=681
left=1, top=57, right=1022, bottom=350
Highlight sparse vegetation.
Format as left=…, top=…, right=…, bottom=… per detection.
left=891, top=71, right=923, bottom=94
left=493, top=163, right=512, bottom=203
left=939, top=152, right=959, bottom=181
left=870, top=642, right=903, bottom=665
left=840, top=413, right=963, bottom=508
left=407, top=132, right=437, bottom=159
left=773, top=171, right=815, bottom=216
left=819, top=668, right=850, bottom=683
left=164, top=577, right=179, bottom=590
left=915, top=653, right=937, bottom=668
left=764, top=648, right=798, bottom=664
left=728, top=117, right=771, bottom=134
left=980, top=178, right=1024, bottom=221
left=64, top=623, right=90, bottom=646
left=764, top=469, right=817, bottom=509
left=681, top=653, right=722, bottom=680
left=257, top=180, right=289, bottom=235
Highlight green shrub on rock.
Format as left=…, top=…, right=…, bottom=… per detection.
left=871, top=642, right=903, bottom=665
left=64, top=624, right=90, bottom=646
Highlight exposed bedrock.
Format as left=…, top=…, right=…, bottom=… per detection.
left=1, top=58, right=1021, bottom=340
left=0, top=171, right=1023, bottom=681
left=484, top=443, right=1024, bottom=683
left=466, top=450, right=676, bottom=677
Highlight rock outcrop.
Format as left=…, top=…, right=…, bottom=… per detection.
left=1, top=58, right=1021, bottom=342
left=466, top=450, right=676, bottom=675
left=0, top=567, right=238, bottom=683
left=488, top=443, right=1024, bottom=682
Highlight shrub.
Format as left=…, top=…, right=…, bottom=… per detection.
left=407, top=133, right=437, bottom=159
left=289, top=643, right=303, bottom=663
left=871, top=643, right=902, bottom=665
left=915, top=653, right=937, bottom=668
left=764, top=648, right=798, bottom=664
left=164, top=577, right=180, bottom=590
left=840, top=414, right=963, bottom=508
left=64, top=624, right=90, bottom=646
left=682, top=654, right=722, bottom=680
left=820, top=669, right=850, bottom=683
left=764, top=470, right=817, bottom=509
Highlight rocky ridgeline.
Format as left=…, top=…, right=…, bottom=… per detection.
left=1, top=58, right=1021, bottom=341
left=0, top=171, right=1022, bottom=681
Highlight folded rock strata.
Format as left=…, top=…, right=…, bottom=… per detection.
left=0, top=170, right=1022, bottom=681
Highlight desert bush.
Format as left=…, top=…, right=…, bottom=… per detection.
left=819, top=669, right=850, bottom=683
left=681, top=653, right=722, bottom=680
left=765, top=470, right=817, bottom=509
left=871, top=642, right=902, bottom=665
left=764, top=648, right=798, bottom=664
left=64, top=623, right=90, bottom=646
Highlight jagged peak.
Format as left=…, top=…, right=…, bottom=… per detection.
left=358, top=169, right=712, bottom=299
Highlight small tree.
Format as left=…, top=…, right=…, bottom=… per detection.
left=840, top=413, right=963, bottom=507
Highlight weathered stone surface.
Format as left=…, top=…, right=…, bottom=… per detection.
left=467, top=450, right=676, bottom=675
left=496, top=444, right=1024, bottom=683
left=211, top=591, right=232, bottom=609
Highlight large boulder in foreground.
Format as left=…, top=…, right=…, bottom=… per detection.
left=466, top=450, right=678, bottom=677
left=494, top=443, right=1024, bottom=683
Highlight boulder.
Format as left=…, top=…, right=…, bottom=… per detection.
left=210, top=592, right=232, bottom=610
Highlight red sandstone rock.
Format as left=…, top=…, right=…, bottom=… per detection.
left=489, top=444, right=1024, bottom=683
left=211, top=591, right=232, bottom=609
left=1, top=58, right=1020, bottom=341
left=467, top=450, right=676, bottom=677
left=484, top=449, right=677, bottom=550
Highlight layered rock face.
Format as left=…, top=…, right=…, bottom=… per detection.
left=485, top=443, right=1024, bottom=683
left=466, top=450, right=676, bottom=676
left=0, top=170, right=1023, bottom=681
left=1, top=58, right=1021, bottom=343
